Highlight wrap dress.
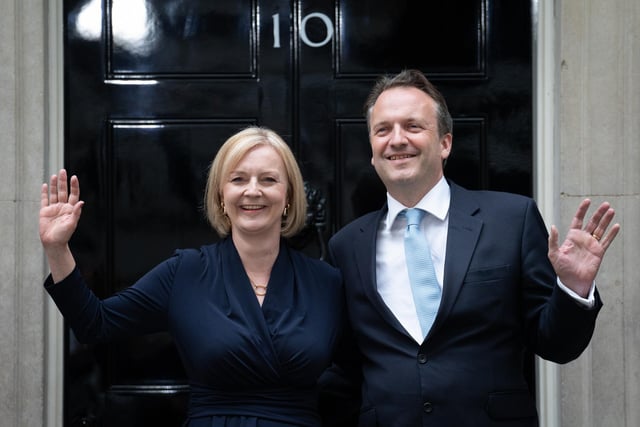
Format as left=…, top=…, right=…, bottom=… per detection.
left=45, top=237, right=344, bottom=426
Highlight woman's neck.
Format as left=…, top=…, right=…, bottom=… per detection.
left=232, top=232, right=280, bottom=306
left=232, top=231, right=280, bottom=273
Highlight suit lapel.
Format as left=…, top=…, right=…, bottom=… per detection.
left=430, top=183, right=483, bottom=335
left=352, top=208, right=416, bottom=338
left=349, top=185, right=485, bottom=340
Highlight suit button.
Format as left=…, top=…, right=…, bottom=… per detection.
left=418, top=353, right=427, bottom=363
left=423, top=402, right=433, bottom=413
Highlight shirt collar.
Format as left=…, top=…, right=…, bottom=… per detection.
left=383, top=177, right=450, bottom=230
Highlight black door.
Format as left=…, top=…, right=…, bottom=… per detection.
left=63, top=0, right=533, bottom=425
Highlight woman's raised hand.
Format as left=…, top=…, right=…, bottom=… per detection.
left=39, top=169, right=84, bottom=250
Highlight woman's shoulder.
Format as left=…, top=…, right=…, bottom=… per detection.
left=172, top=238, right=230, bottom=256
left=169, top=240, right=227, bottom=271
left=287, top=245, right=341, bottom=281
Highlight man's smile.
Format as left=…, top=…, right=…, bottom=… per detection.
left=388, top=154, right=416, bottom=160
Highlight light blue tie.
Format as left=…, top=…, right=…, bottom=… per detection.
left=402, top=208, right=442, bottom=339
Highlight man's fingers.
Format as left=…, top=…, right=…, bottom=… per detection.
left=600, top=222, right=621, bottom=252
left=548, top=224, right=559, bottom=256
left=584, top=202, right=609, bottom=235
left=569, top=198, right=591, bottom=230
left=590, top=206, right=613, bottom=239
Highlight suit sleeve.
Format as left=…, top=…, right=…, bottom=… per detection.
left=521, top=199, right=602, bottom=363
left=317, top=240, right=362, bottom=426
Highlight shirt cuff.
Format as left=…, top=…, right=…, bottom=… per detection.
left=557, top=278, right=596, bottom=309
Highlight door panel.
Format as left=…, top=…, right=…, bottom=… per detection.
left=64, top=0, right=533, bottom=424
left=108, top=1, right=255, bottom=76
left=336, top=2, right=484, bottom=76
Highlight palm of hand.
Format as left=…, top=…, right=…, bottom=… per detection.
left=547, top=199, right=620, bottom=297
left=39, top=201, right=80, bottom=245
left=549, top=229, right=604, bottom=293
left=39, top=170, right=83, bottom=248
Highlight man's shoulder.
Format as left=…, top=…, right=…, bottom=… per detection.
left=332, top=209, right=382, bottom=238
left=449, top=181, right=534, bottom=209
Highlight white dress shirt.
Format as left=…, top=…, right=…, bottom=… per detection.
left=376, top=178, right=450, bottom=343
left=375, top=177, right=595, bottom=344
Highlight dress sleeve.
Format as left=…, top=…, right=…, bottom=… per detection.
left=44, top=252, right=180, bottom=343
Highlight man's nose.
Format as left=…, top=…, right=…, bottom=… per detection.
left=389, top=126, right=407, bottom=145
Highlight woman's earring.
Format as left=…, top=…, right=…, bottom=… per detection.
left=221, top=201, right=227, bottom=215
left=283, top=203, right=290, bottom=218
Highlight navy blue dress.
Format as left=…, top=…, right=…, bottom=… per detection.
left=45, top=237, right=344, bottom=426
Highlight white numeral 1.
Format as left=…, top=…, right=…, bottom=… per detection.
left=272, top=13, right=281, bottom=48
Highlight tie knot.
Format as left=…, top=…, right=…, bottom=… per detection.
left=403, top=208, right=426, bottom=228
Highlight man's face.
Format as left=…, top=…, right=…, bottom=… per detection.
left=369, top=86, right=452, bottom=202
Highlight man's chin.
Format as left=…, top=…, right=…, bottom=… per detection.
left=385, top=172, right=417, bottom=185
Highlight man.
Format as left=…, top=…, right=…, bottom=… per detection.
left=320, top=69, right=620, bottom=426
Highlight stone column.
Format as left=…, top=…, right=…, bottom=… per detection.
left=557, top=0, right=640, bottom=425
left=0, top=0, right=52, bottom=425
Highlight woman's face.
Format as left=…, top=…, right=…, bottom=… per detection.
left=222, top=145, right=289, bottom=239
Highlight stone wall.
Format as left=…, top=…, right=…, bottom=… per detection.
left=557, top=0, right=640, bottom=425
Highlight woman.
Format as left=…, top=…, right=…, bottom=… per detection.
left=40, top=127, right=344, bottom=426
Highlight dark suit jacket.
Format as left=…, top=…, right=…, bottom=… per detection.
left=321, top=181, right=602, bottom=427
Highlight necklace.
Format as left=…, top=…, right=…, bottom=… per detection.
left=250, top=280, right=268, bottom=296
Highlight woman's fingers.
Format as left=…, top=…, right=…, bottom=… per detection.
left=68, top=174, right=81, bottom=204
left=46, top=169, right=80, bottom=205
left=56, top=169, right=69, bottom=203
left=49, top=174, right=59, bottom=204
left=40, top=183, right=50, bottom=208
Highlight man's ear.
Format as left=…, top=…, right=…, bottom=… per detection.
left=441, top=133, right=453, bottom=160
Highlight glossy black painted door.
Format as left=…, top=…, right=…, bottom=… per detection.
left=64, top=0, right=533, bottom=425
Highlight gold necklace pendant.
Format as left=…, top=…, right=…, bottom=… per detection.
left=252, top=282, right=268, bottom=296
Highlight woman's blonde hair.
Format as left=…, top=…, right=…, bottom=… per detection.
left=204, top=127, right=307, bottom=238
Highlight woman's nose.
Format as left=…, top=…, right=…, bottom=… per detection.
left=244, top=179, right=261, bottom=195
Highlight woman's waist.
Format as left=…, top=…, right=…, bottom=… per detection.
left=187, top=384, right=320, bottom=424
